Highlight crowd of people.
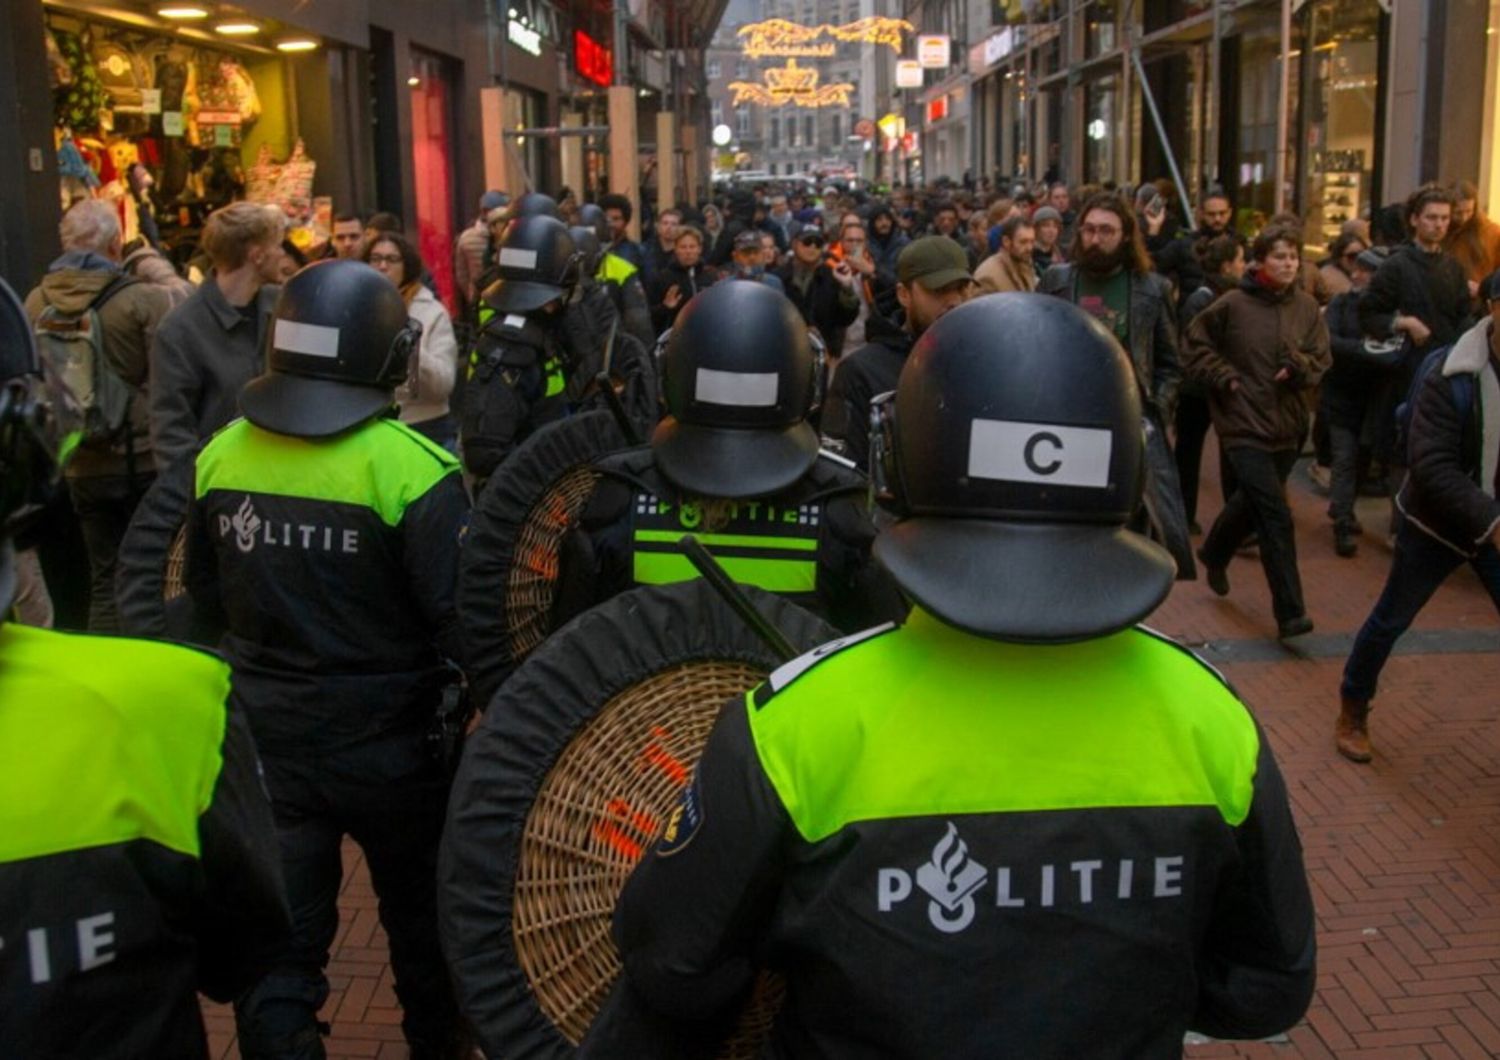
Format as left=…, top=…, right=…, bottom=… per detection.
left=5, top=161, right=1500, bottom=1058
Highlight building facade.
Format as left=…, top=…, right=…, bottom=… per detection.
left=965, top=0, right=1500, bottom=238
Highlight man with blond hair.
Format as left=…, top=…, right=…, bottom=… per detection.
left=150, top=201, right=285, bottom=469
left=24, top=199, right=172, bottom=631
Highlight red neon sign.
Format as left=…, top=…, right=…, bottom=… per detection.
left=575, top=30, right=613, bottom=87
left=926, top=95, right=949, bottom=123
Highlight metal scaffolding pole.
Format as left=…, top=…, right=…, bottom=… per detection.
left=1129, top=49, right=1195, bottom=230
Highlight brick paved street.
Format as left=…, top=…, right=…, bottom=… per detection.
left=204, top=455, right=1500, bottom=1059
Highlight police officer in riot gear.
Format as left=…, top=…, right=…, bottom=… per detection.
left=580, top=200, right=655, bottom=347
left=462, top=215, right=655, bottom=486
left=550, top=280, right=899, bottom=636
left=185, top=260, right=469, bottom=1059
left=0, top=276, right=291, bottom=1058
left=611, top=294, right=1315, bottom=1058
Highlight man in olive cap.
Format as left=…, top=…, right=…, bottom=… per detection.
left=827, top=235, right=974, bottom=468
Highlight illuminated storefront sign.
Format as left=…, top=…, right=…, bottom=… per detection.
left=917, top=33, right=950, bottom=69
left=728, top=58, right=856, bottom=107
left=508, top=17, right=542, bottom=56
left=574, top=30, right=612, bottom=86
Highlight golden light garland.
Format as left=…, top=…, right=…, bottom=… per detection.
left=736, top=16, right=913, bottom=58
left=728, top=58, right=856, bottom=108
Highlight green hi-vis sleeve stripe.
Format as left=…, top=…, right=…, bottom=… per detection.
left=196, top=418, right=458, bottom=527
left=544, top=363, right=566, bottom=397
left=634, top=551, right=818, bottom=592
left=746, top=611, right=1261, bottom=844
left=0, top=625, right=230, bottom=864
left=634, top=529, right=820, bottom=552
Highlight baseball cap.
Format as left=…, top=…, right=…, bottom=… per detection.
left=897, top=236, right=972, bottom=290
left=480, top=189, right=509, bottom=212
left=734, top=229, right=764, bottom=251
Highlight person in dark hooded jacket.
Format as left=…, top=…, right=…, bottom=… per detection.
left=1337, top=273, right=1500, bottom=764
left=826, top=237, right=973, bottom=469
left=865, top=204, right=911, bottom=275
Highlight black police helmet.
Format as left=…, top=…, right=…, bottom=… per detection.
left=872, top=293, right=1174, bottom=643
left=240, top=260, right=418, bottom=438
left=0, top=278, right=86, bottom=607
left=569, top=225, right=603, bottom=277
left=652, top=280, right=818, bottom=499
left=506, top=191, right=561, bottom=224
left=577, top=203, right=609, bottom=245
left=481, top=215, right=580, bottom=315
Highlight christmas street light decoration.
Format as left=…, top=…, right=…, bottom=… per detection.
left=737, top=15, right=913, bottom=58
left=825, top=16, right=913, bottom=50
left=728, top=59, right=856, bottom=108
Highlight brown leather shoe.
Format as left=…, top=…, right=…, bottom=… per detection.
left=1335, top=696, right=1373, bottom=763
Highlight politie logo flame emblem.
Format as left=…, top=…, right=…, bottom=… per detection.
left=230, top=496, right=262, bottom=553
left=914, top=822, right=987, bottom=933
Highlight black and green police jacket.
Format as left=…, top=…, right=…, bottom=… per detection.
left=185, top=414, right=468, bottom=755
left=0, top=623, right=289, bottom=1058
left=614, top=608, right=1317, bottom=1059
left=551, top=446, right=904, bottom=635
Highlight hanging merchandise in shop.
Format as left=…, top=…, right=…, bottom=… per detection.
left=43, top=4, right=328, bottom=268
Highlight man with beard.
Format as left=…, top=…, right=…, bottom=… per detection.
left=1038, top=192, right=1181, bottom=423
left=866, top=204, right=911, bottom=274
left=1445, top=180, right=1500, bottom=298
left=974, top=215, right=1038, bottom=294
left=1039, top=193, right=1192, bottom=578
left=827, top=237, right=973, bottom=468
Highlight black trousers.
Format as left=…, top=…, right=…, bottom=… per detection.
left=1200, top=447, right=1307, bottom=622
left=1173, top=392, right=1213, bottom=526
left=235, top=731, right=460, bottom=1060
left=67, top=472, right=154, bottom=633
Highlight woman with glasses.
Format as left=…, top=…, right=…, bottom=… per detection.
left=363, top=231, right=459, bottom=449
left=1320, top=229, right=1370, bottom=299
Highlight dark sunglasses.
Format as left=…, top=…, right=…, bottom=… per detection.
left=797, top=234, right=826, bottom=247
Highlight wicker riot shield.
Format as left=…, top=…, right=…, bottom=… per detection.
left=114, top=452, right=196, bottom=637
left=459, top=410, right=638, bottom=707
left=439, top=579, right=836, bottom=1059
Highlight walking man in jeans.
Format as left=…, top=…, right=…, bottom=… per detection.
left=1338, top=272, right=1500, bottom=762
left=24, top=199, right=171, bottom=631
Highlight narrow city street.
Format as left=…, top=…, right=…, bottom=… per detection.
left=200, top=448, right=1500, bottom=1060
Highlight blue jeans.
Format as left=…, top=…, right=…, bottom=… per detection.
left=1341, top=524, right=1500, bottom=702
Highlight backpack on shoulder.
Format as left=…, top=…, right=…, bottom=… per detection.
left=1393, top=344, right=1475, bottom=465
left=32, top=274, right=139, bottom=447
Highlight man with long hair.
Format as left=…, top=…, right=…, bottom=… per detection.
left=1038, top=192, right=1181, bottom=424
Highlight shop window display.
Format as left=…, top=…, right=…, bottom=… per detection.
left=1296, top=0, right=1382, bottom=251
left=44, top=10, right=324, bottom=273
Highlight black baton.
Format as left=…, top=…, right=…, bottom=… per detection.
left=595, top=371, right=643, bottom=446
left=679, top=534, right=799, bottom=663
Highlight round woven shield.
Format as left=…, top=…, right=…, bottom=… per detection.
left=115, top=452, right=196, bottom=637
left=439, top=580, right=836, bottom=1059
left=459, top=410, right=637, bottom=708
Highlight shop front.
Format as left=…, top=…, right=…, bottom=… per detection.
left=1292, top=0, right=1384, bottom=252
left=39, top=0, right=337, bottom=268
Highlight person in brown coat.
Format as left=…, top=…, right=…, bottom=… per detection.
left=1185, top=224, right=1332, bottom=639
left=1446, top=180, right=1500, bottom=297
left=974, top=215, right=1038, bottom=294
